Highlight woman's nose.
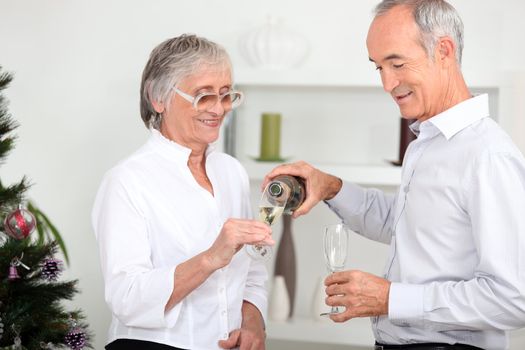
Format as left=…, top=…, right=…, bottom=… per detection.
left=207, top=97, right=227, bottom=115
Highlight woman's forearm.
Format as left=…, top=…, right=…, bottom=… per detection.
left=165, top=250, right=216, bottom=311
left=241, top=300, right=266, bottom=336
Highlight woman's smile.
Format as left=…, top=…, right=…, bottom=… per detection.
left=196, top=116, right=222, bottom=127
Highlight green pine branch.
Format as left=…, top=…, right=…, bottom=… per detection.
left=0, top=178, right=30, bottom=216
left=0, top=240, right=92, bottom=349
left=0, top=66, right=69, bottom=262
left=28, top=202, right=70, bottom=265
left=0, top=66, right=91, bottom=349
left=0, top=66, right=15, bottom=165
left=0, top=67, right=12, bottom=91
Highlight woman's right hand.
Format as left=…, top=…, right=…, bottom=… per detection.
left=205, top=219, right=274, bottom=270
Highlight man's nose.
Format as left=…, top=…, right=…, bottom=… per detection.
left=381, top=70, right=399, bottom=93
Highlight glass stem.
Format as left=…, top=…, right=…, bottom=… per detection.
left=330, top=268, right=340, bottom=314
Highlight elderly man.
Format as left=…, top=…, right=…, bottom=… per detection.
left=264, top=0, right=525, bottom=349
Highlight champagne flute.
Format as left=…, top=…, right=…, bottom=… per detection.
left=246, top=182, right=287, bottom=260
left=320, top=223, right=350, bottom=316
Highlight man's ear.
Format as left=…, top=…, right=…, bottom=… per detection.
left=436, top=36, right=457, bottom=67
left=152, top=100, right=165, bottom=114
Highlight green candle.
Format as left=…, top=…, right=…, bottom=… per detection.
left=260, top=113, right=281, bottom=160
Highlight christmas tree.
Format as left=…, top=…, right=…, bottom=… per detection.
left=0, top=67, right=91, bottom=350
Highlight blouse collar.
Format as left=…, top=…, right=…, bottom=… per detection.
left=148, top=128, right=217, bottom=164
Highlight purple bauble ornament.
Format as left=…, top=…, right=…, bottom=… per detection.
left=41, top=258, right=63, bottom=281
left=64, top=327, right=86, bottom=350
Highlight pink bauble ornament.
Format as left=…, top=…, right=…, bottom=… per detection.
left=8, top=265, right=20, bottom=280
left=4, top=208, right=36, bottom=240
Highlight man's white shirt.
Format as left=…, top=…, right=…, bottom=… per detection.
left=327, top=94, right=525, bottom=350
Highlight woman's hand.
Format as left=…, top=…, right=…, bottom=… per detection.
left=206, top=218, right=274, bottom=270
left=166, top=219, right=272, bottom=311
left=219, top=301, right=266, bottom=350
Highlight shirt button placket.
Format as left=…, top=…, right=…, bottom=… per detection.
left=218, top=269, right=229, bottom=339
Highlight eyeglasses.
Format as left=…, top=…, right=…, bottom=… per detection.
left=173, top=87, right=244, bottom=112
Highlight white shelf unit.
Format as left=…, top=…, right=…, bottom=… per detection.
left=235, top=68, right=380, bottom=88
left=243, top=159, right=402, bottom=186
left=235, top=68, right=508, bottom=90
left=267, top=317, right=374, bottom=346
left=228, top=69, right=502, bottom=187
left=230, top=83, right=403, bottom=186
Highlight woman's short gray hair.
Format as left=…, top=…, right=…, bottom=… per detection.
left=374, top=0, right=464, bottom=66
left=140, top=34, right=232, bottom=129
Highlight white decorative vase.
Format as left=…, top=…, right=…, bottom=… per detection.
left=238, top=16, right=309, bottom=70
left=268, top=275, right=290, bottom=322
left=311, top=276, right=330, bottom=322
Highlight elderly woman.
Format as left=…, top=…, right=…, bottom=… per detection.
left=92, top=34, right=272, bottom=350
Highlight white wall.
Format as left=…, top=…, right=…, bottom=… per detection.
left=1, top=1, right=524, bottom=349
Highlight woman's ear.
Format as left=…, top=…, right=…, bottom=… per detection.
left=152, top=100, right=165, bottom=114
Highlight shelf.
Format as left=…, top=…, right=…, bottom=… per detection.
left=267, top=316, right=374, bottom=346
left=235, top=68, right=379, bottom=88
left=235, top=68, right=508, bottom=89
left=243, top=159, right=402, bottom=187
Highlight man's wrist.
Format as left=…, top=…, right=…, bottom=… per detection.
left=325, top=176, right=343, bottom=200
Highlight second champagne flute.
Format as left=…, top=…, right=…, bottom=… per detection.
left=320, top=223, right=350, bottom=317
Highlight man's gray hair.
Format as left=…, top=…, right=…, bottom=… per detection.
left=374, top=0, right=464, bottom=66
left=140, top=34, right=232, bottom=129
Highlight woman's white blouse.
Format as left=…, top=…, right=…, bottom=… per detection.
left=92, top=130, right=267, bottom=350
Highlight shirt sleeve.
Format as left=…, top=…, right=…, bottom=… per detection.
left=92, top=171, right=180, bottom=328
left=389, top=151, right=525, bottom=331
left=243, top=259, right=268, bottom=323
left=237, top=162, right=268, bottom=322
left=325, top=181, right=397, bottom=244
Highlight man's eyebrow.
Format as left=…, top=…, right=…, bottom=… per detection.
left=369, top=54, right=405, bottom=63
left=385, top=54, right=404, bottom=60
